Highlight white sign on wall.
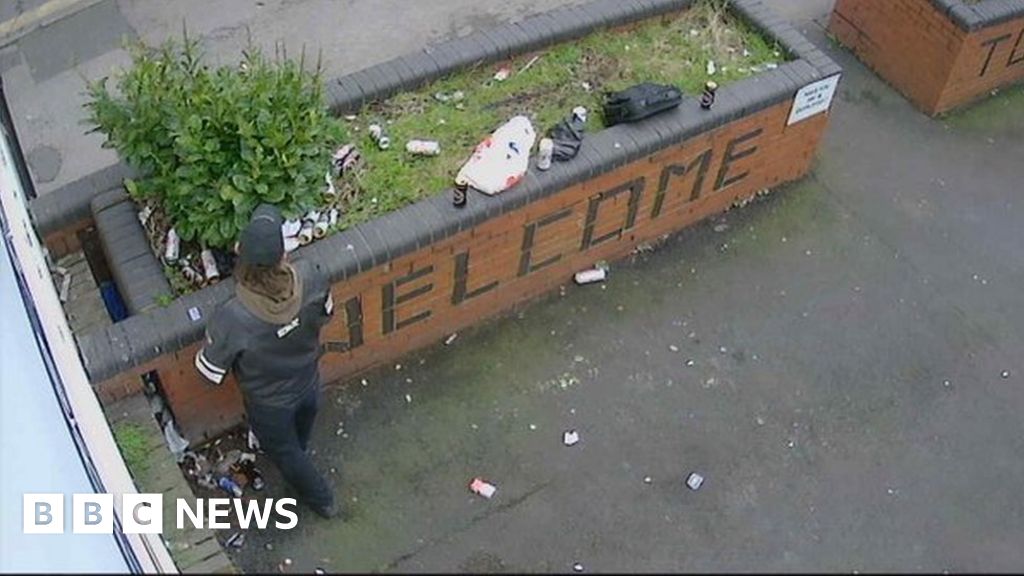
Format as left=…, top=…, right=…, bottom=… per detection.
left=787, top=74, right=841, bottom=126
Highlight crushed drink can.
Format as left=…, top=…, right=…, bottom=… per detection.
left=226, top=531, right=245, bottom=548
left=218, top=476, right=243, bottom=498
left=201, top=249, right=220, bottom=282
left=164, top=228, right=180, bottom=262
left=537, top=138, right=554, bottom=171
left=574, top=267, right=607, bottom=285
left=686, top=472, right=704, bottom=491
left=700, top=81, right=718, bottom=110
left=181, top=263, right=204, bottom=286
left=369, top=124, right=390, bottom=150
left=313, top=212, right=330, bottom=239
left=406, top=140, right=441, bottom=156
left=282, top=218, right=302, bottom=238
left=469, top=477, right=497, bottom=498
left=453, top=179, right=468, bottom=208
left=341, top=149, right=361, bottom=174
left=324, top=171, right=338, bottom=197
left=298, top=220, right=315, bottom=246
left=563, top=430, right=580, bottom=446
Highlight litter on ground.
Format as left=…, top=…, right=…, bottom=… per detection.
left=563, top=430, right=580, bottom=446
left=469, top=477, right=498, bottom=499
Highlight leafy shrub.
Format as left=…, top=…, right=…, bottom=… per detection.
left=86, top=35, right=345, bottom=248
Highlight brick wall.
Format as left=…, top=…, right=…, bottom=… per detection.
left=942, top=14, right=1024, bottom=111
left=830, top=0, right=1024, bottom=115
left=96, top=97, right=831, bottom=441
left=43, top=218, right=90, bottom=259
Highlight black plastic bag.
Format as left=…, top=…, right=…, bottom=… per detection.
left=549, top=114, right=586, bottom=162
left=603, top=82, right=683, bottom=126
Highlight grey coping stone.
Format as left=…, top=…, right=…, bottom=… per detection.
left=80, top=325, right=124, bottom=383
left=388, top=54, right=426, bottom=90
left=426, top=42, right=467, bottom=76
left=503, top=21, right=542, bottom=54
left=373, top=206, right=427, bottom=258
left=480, top=26, right=515, bottom=61
left=30, top=161, right=136, bottom=235
left=402, top=200, right=449, bottom=246
left=419, top=46, right=451, bottom=81
left=509, top=19, right=551, bottom=53
left=347, top=68, right=382, bottom=105
left=353, top=224, right=390, bottom=268
left=523, top=12, right=563, bottom=46
left=457, top=189, right=495, bottom=231
left=509, top=171, right=541, bottom=210
left=331, top=75, right=365, bottom=113
left=972, top=0, right=1024, bottom=27
left=444, top=35, right=491, bottom=69
left=465, top=30, right=504, bottom=63
left=399, top=51, right=443, bottom=88
left=90, top=188, right=129, bottom=214
left=367, top=61, right=405, bottom=100
left=573, top=142, right=604, bottom=181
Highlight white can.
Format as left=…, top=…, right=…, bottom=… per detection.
left=200, top=249, right=220, bottom=282
left=406, top=140, right=441, bottom=156
left=164, top=228, right=180, bottom=262
left=538, top=138, right=554, bottom=171
left=574, top=267, right=606, bottom=285
left=181, top=263, right=204, bottom=285
left=328, top=208, right=340, bottom=228
left=281, top=219, right=302, bottom=238
left=298, top=220, right=315, bottom=245
left=369, top=124, right=390, bottom=150
left=324, top=171, right=338, bottom=197
left=313, top=212, right=330, bottom=239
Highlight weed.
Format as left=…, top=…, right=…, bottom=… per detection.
left=112, top=422, right=151, bottom=475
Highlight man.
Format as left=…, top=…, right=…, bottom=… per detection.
left=194, top=204, right=338, bottom=519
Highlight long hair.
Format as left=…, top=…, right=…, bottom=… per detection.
left=235, top=261, right=294, bottom=303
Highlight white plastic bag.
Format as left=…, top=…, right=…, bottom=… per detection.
left=456, top=116, right=536, bottom=196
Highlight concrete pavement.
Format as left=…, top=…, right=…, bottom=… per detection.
left=218, top=3, right=1024, bottom=573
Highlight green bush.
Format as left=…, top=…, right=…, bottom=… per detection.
left=86, top=35, right=346, bottom=249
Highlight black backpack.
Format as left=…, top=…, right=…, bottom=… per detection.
left=603, top=83, right=683, bottom=126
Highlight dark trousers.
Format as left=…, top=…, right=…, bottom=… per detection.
left=245, top=384, right=334, bottom=510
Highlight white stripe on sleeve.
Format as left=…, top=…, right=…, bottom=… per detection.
left=195, top=350, right=226, bottom=384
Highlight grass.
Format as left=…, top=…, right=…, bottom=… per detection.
left=336, top=0, right=784, bottom=229
left=112, top=421, right=151, bottom=475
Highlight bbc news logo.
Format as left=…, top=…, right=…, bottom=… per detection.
left=23, top=494, right=298, bottom=534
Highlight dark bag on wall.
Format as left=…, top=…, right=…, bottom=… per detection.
left=602, top=83, right=683, bottom=126
left=549, top=115, right=586, bottom=162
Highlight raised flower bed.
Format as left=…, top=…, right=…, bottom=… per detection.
left=70, top=0, right=841, bottom=441
left=829, top=0, right=1024, bottom=116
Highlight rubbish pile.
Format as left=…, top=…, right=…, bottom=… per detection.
left=181, top=431, right=267, bottom=500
